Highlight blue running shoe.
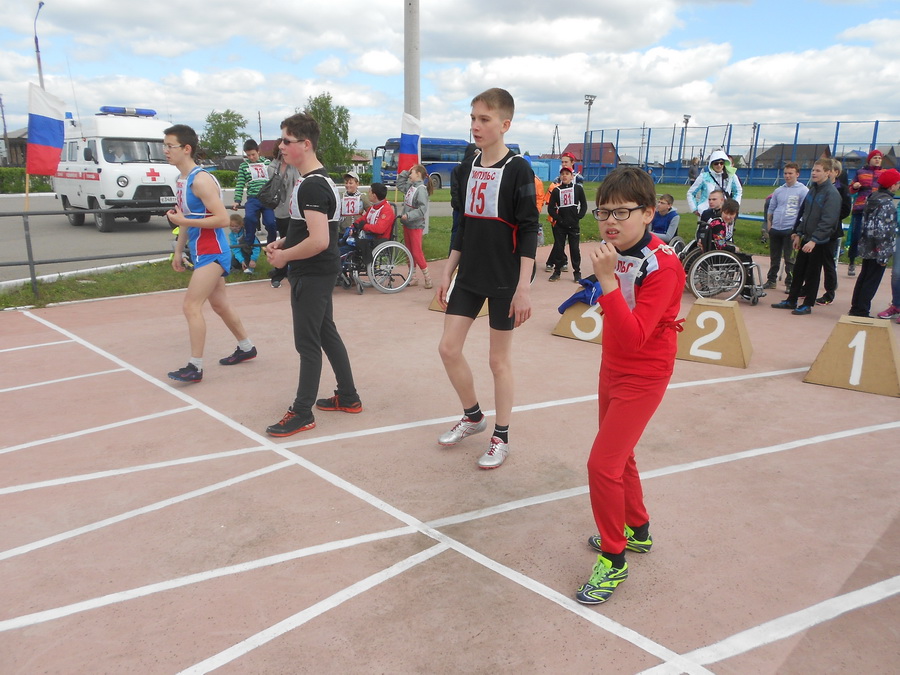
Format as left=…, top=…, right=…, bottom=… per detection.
left=168, top=363, right=202, bottom=383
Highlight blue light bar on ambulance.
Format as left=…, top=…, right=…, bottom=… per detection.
left=98, top=106, right=157, bottom=117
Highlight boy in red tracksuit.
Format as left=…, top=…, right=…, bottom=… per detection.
left=575, top=167, right=685, bottom=606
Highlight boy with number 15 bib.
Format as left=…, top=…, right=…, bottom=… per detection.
left=436, top=87, right=540, bottom=469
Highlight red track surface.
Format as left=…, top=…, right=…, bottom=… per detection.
left=2, top=251, right=898, bottom=674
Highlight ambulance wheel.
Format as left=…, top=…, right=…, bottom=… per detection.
left=93, top=203, right=115, bottom=233
left=63, top=199, right=85, bottom=227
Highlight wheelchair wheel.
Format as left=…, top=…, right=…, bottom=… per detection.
left=368, top=241, right=413, bottom=293
left=688, top=250, right=746, bottom=301
left=669, top=236, right=687, bottom=256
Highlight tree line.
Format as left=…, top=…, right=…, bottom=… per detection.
left=201, top=92, right=356, bottom=170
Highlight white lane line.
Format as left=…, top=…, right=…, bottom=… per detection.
left=0, top=460, right=293, bottom=562
left=272, top=367, right=812, bottom=452
left=0, top=339, right=73, bottom=353
left=0, top=368, right=126, bottom=394
left=638, top=575, right=900, bottom=674
left=178, top=544, right=449, bottom=675
left=0, top=446, right=270, bottom=495
left=0, top=406, right=195, bottom=456
left=438, top=538, right=714, bottom=675
left=0, top=525, right=417, bottom=633
left=642, top=420, right=900, bottom=481
left=429, top=420, right=900, bottom=529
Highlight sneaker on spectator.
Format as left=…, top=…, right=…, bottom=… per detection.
left=877, top=304, right=900, bottom=319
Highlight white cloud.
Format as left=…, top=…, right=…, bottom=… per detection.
left=353, top=51, right=403, bottom=77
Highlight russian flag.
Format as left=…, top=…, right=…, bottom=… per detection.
left=397, top=112, right=421, bottom=174
left=26, top=83, right=65, bottom=176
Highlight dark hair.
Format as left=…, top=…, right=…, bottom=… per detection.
left=370, top=182, right=387, bottom=200
left=243, top=139, right=259, bottom=152
left=596, top=167, right=656, bottom=210
left=783, top=162, right=800, bottom=172
left=164, top=124, right=199, bottom=159
left=281, top=113, right=320, bottom=151
left=722, top=198, right=740, bottom=214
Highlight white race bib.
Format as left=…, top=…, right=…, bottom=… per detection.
left=248, top=162, right=268, bottom=181
left=342, top=193, right=362, bottom=216
left=559, top=186, right=575, bottom=208
left=465, top=166, right=503, bottom=218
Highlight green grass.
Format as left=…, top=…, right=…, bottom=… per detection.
left=0, top=256, right=280, bottom=310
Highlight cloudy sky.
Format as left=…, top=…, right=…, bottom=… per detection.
left=2, top=0, right=898, bottom=158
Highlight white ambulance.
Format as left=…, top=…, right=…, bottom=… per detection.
left=53, top=106, right=180, bottom=232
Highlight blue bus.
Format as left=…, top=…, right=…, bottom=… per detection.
left=374, top=137, right=521, bottom=189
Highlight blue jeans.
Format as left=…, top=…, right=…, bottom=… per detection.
left=244, top=197, right=276, bottom=244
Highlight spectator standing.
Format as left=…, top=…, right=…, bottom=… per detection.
left=764, top=162, right=808, bottom=290
left=848, top=149, right=885, bottom=276
left=686, top=150, right=743, bottom=215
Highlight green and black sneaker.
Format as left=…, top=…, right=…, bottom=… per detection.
left=587, top=524, right=652, bottom=554
left=575, top=555, right=628, bottom=605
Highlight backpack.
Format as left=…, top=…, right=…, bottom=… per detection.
left=257, top=171, right=287, bottom=209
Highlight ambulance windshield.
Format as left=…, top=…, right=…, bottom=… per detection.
left=102, top=138, right=168, bottom=163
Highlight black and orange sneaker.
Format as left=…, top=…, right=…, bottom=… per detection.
left=168, top=363, right=202, bottom=383
left=266, top=407, right=315, bottom=437
left=315, top=391, right=362, bottom=413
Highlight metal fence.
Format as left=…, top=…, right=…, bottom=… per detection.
left=582, top=120, right=900, bottom=185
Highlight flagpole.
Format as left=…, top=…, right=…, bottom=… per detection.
left=23, top=173, right=41, bottom=298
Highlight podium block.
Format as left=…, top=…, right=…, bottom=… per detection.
left=804, top=315, right=900, bottom=397
left=428, top=272, right=487, bottom=317
left=676, top=298, right=752, bottom=368
left=551, top=301, right=603, bottom=344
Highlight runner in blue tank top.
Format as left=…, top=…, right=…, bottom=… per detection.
left=165, top=124, right=257, bottom=384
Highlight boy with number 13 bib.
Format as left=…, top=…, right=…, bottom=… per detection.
left=575, top=167, right=685, bottom=605
left=436, top=87, right=539, bottom=469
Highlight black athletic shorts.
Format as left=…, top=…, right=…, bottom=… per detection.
left=445, top=285, right=515, bottom=331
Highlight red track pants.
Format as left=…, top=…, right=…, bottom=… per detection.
left=587, top=366, right=669, bottom=555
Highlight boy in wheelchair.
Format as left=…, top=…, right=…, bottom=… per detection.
left=338, top=182, right=396, bottom=283
left=340, top=182, right=395, bottom=255
left=694, top=198, right=765, bottom=301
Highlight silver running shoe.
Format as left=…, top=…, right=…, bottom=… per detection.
left=477, top=436, right=509, bottom=469
left=438, top=415, right=487, bottom=446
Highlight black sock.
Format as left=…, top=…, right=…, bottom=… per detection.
left=464, top=404, right=483, bottom=423
left=630, top=521, right=649, bottom=541
left=601, top=550, right=626, bottom=569
left=493, top=424, right=509, bottom=443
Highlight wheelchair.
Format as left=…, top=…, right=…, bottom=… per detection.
left=670, top=224, right=766, bottom=305
left=337, top=216, right=414, bottom=294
